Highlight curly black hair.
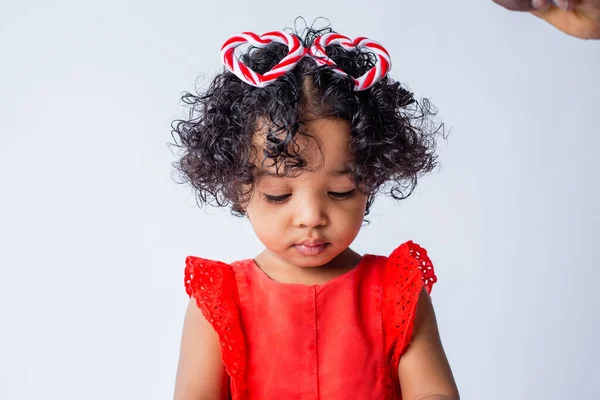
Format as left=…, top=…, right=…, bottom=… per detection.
left=170, top=22, right=444, bottom=217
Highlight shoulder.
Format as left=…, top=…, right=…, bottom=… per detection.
left=184, top=256, right=254, bottom=297
left=183, top=257, right=255, bottom=325
left=387, top=240, right=437, bottom=293
left=380, top=239, right=439, bottom=355
left=182, top=256, right=246, bottom=358
left=381, top=240, right=437, bottom=294
left=184, top=256, right=233, bottom=298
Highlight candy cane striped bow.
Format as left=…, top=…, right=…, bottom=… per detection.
left=221, top=31, right=307, bottom=89
left=220, top=30, right=391, bottom=91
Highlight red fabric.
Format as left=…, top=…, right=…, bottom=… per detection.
left=184, top=240, right=436, bottom=400
left=381, top=241, right=435, bottom=398
left=184, top=258, right=247, bottom=399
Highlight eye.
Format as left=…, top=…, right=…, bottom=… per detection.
left=328, top=189, right=356, bottom=200
left=262, top=193, right=291, bottom=204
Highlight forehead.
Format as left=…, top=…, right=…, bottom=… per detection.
left=253, top=117, right=353, bottom=173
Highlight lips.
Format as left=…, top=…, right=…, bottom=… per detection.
left=293, top=239, right=328, bottom=256
left=297, top=238, right=326, bottom=247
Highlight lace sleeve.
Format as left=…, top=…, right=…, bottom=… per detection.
left=184, top=256, right=247, bottom=400
left=382, top=241, right=438, bottom=398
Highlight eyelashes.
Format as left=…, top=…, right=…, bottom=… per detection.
left=328, top=189, right=357, bottom=200
left=263, top=193, right=291, bottom=204
left=263, top=189, right=357, bottom=204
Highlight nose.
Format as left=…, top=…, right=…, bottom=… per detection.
left=293, top=194, right=328, bottom=228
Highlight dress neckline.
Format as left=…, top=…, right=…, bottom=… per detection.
left=245, top=254, right=374, bottom=289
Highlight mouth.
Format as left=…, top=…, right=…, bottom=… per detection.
left=293, top=239, right=329, bottom=256
left=297, top=238, right=326, bottom=247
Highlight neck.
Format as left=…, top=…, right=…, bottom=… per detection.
left=254, top=247, right=363, bottom=285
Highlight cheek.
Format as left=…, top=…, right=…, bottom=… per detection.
left=335, top=195, right=368, bottom=230
left=246, top=201, right=287, bottom=244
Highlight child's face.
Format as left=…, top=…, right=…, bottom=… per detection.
left=245, top=118, right=368, bottom=268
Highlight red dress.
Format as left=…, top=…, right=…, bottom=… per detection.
left=184, top=240, right=437, bottom=400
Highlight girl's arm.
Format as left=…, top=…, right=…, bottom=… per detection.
left=173, top=298, right=229, bottom=400
left=398, top=288, right=460, bottom=400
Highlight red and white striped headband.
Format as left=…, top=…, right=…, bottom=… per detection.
left=220, top=30, right=392, bottom=91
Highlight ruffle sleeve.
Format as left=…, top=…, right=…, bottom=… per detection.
left=381, top=241, right=438, bottom=398
left=184, top=256, right=247, bottom=400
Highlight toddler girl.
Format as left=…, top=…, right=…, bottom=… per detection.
left=171, top=24, right=459, bottom=400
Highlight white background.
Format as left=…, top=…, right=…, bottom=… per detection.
left=1, top=0, right=598, bottom=399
